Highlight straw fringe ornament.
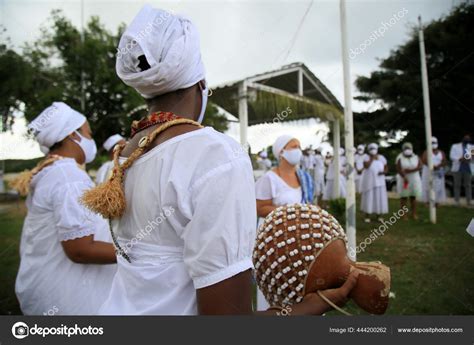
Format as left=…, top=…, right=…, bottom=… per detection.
left=9, top=155, right=63, bottom=196
left=80, top=118, right=202, bottom=219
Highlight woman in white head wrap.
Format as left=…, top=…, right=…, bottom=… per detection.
left=95, top=134, right=126, bottom=184
left=89, top=5, right=356, bottom=316
left=313, top=146, right=326, bottom=200
left=256, top=150, right=272, bottom=171
left=360, top=143, right=389, bottom=222
left=421, top=136, right=447, bottom=205
left=354, top=144, right=366, bottom=193
left=322, top=146, right=347, bottom=201
left=12, top=102, right=116, bottom=315
left=396, top=142, right=422, bottom=219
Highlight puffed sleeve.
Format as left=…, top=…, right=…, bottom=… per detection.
left=52, top=181, right=99, bottom=241
left=255, top=172, right=275, bottom=201
left=180, top=156, right=257, bottom=289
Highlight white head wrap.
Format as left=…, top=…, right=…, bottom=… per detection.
left=357, top=144, right=365, bottom=151
left=28, top=102, right=86, bottom=153
left=259, top=151, right=268, bottom=159
left=103, top=134, right=125, bottom=151
left=368, top=143, right=379, bottom=151
left=272, top=135, right=294, bottom=158
left=431, top=136, right=438, bottom=143
left=339, top=147, right=345, bottom=155
left=116, top=5, right=205, bottom=99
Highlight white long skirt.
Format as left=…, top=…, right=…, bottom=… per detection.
left=421, top=166, right=446, bottom=203
left=323, top=176, right=346, bottom=200
left=361, top=186, right=388, bottom=214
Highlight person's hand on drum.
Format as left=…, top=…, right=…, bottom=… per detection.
left=302, top=270, right=360, bottom=315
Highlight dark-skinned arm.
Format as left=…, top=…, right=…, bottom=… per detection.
left=61, top=235, right=116, bottom=264
left=196, top=269, right=359, bottom=315
left=256, top=199, right=277, bottom=218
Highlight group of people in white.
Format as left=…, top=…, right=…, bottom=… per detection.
left=13, top=4, right=472, bottom=316
left=256, top=134, right=473, bottom=222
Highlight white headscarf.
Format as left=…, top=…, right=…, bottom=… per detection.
left=272, top=135, right=294, bottom=159
left=368, top=143, right=378, bottom=151
left=116, top=5, right=205, bottom=99
left=28, top=102, right=86, bottom=153
left=103, top=134, right=125, bottom=151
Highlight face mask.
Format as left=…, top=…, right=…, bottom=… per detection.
left=403, top=149, right=413, bottom=156
left=432, top=143, right=438, bottom=149
left=196, top=83, right=208, bottom=124
left=281, top=148, right=302, bottom=166
left=357, top=149, right=364, bottom=154
left=369, top=148, right=377, bottom=155
left=73, top=131, right=97, bottom=163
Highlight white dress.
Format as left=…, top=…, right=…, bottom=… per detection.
left=15, top=158, right=116, bottom=315
left=360, top=154, right=388, bottom=215
left=354, top=153, right=365, bottom=193
left=396, top=154, right=422, bottom=199
left=95, top=160, right=114, bottom=184
left=313, top=155, right=325, bottom=196
left=421, top=150, right=446, bottom=203
left=98, top=127, right=256, bottom=315
left=323, top=155, right=346, bottom=200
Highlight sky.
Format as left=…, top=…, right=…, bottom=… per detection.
left=0, top=0, right=461, bottom=158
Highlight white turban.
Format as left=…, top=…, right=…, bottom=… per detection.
left=272, top=135, right=294, bottom=158
left=339, top=147, right=345, bottom=155
left=103, top=134, right=125, bottom=151
left=28, top=102, right=86, bottom=153
left=116, top=5, right=205, bottom=99
left=357, top=144, right=365, bottom=151
left=368, top=143, right=378, bottom=150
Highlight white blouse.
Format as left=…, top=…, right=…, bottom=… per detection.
left=99, top=127, right=256, bottom=315
left=15, top=158, right=116, bottom=315
left=255, top=170, right=302, bottom=206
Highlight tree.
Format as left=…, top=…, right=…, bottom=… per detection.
left=354, top=4, right=474, bottom=153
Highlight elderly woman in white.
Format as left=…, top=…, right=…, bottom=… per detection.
left=396, top=142, right=422, bottom=220
left=13, top=102, right=116, bottom=315
left=360, top=143, right=388, bottom=223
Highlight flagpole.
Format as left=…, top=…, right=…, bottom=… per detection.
left=418, top=16, right=436, bottom=224
left=340, top=0, right=356, bottom=260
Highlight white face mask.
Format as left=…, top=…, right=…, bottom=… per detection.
left=73, top=131, right=97, bottom=163
left=281, top=148, right=302, bottom=166
left=403, top=148, right=413, bottom=156
left=432, top=143, right=438, bottom=149
left=369, top=148, right=377, bottom=155
left=357, top=149, right=364, bottom=154
left=196, top=83, right=208, bottom=124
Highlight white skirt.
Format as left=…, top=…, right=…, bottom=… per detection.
left=361, top=186, right=388, bottom=214
left=323, top=176, right=346, bottom=200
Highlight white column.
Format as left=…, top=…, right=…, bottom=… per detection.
left=298, top=69, right=303, bottom=96
left=333, top=119, right=340, bottom=199
left=340, top=0, right=356, bottom=259
left=238, top=81, right=248, bottom=149
left=418, top=16, right=436, bottom=224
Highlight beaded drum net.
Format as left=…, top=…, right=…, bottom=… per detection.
left=253, top=203, right=347, bottom=307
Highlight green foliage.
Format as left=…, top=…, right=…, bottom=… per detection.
left=202, top=102, right=229, bottom=133
left=327, top=197, right=346, bottom=224
left=355, top=4, right=474, bottom=152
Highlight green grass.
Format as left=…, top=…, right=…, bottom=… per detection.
left=0, top=200, right=473, bottom=315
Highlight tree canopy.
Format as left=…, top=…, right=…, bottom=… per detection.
left=354, top=4, right=474, bottom=153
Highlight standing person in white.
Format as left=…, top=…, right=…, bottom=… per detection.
left=12, top=102, right=116, bottom=315
left=313, top=147, right=326, bottom=202
left=360, top=143, right=388, bottom=223
left=256, top=150, right=272, bottom=171
left=96, top=134, right=126, bottom=184
left=354, top=144, right=366, bottom=194
left=86, top=6, right=354, bottom=316
left=323, top=147, right=347, bottom=201
left=421, top=137, right=447, bottom=205
left=396, top=142, right=422, bottom=220
left=449, top=134, right=473, bottom=206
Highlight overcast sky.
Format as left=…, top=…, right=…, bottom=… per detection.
left=0, top=0, right=461, bottom=157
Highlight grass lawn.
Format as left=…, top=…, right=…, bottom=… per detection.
left=0, top=199, right=473, bottom=315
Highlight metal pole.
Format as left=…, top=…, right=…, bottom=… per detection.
left=340, top=0, right=356, bottom=259
left=418, top=16, right=436, bottom=224
left=333, top=119, right=340, bottom=199
left=238, top=81, right=248, bottom=149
